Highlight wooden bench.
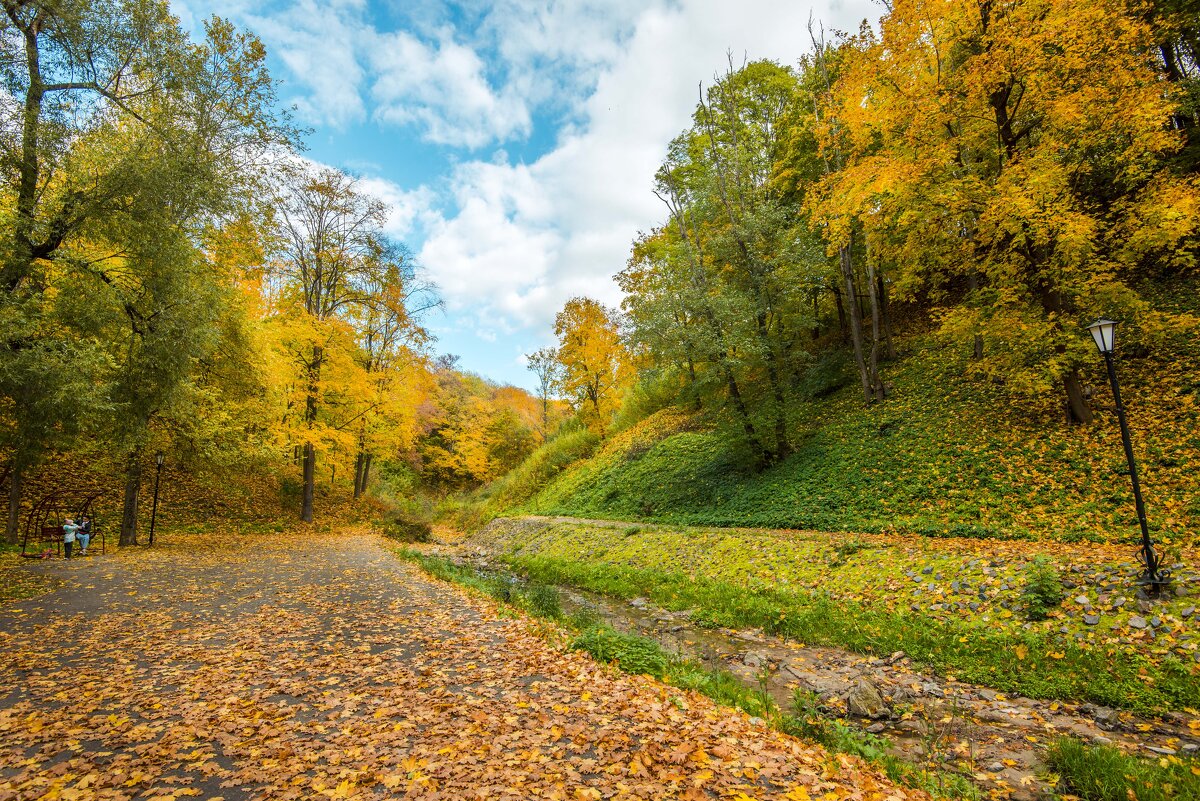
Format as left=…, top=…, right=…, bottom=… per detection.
left=21, top=523, right=105, bottom=557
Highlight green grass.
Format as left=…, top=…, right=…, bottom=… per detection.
left=497, top=551, right=1199, bottom=715
left=1046, top=738, right=1200, bottom=801
left=508, top=333, right=1200, bottom=549
left=0, top=542, right=55, bottom=603
left=393, top=547, right=976, bottom=800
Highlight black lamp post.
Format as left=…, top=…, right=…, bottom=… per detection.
left=1085, top=319, right=1169, bottom=590
left=148, top=450, right=165, bottom=546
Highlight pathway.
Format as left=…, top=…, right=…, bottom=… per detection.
left=0, top=528, right=917, bottom=801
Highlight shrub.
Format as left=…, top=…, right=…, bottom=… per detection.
left=571, top=625, right=670, bottom=678
left=380, top=513, right=433, bottom=543
left=1020, top=556, right=1064, bottom=621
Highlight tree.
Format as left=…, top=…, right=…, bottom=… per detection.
left=814, top=0, right=1200, bottom=422
left=0, top=4, right=293, bottom=543
left=524, top=347, right=561, bottom=439
left=553, top=297, right=632, bottom=436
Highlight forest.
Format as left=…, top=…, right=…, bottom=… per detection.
left=3, top=1, right=1200, bottom=800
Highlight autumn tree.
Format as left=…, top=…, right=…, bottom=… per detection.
left=524, top=347, right=561, bottom=439
left=813, top=0, right=1200, bottom=423
left=553, top=297, right=632, bottom=437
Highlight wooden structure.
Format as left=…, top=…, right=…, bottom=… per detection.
left=20, top=490, right=106, bottom=558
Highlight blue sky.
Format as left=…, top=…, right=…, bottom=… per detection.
left=174, top=0, right=878, bottom=391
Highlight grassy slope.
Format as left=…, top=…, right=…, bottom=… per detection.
left=515, top=328, right=1200, bottom=549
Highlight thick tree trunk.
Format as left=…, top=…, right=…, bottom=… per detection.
left=301, top=442, right=315, bottom=523
left=119, top=452, right=141, bottom=546
left=5, top=462, right=22, bottom=546
left=1063, top=369, right=1093, bottom=425
left=362, top=455, right=372, bottom=493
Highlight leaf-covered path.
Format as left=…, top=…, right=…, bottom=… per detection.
left=0, top=530, right=918, bottom=801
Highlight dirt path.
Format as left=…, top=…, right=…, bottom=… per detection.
left=0, top=528, right=920, bottom=801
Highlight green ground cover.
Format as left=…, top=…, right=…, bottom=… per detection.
left=467, top=518, right=1200, bottom=715
left=502, top=334, right=1200, bottom=549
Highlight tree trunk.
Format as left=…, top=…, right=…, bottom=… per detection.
left=864, top=258, right=886, bottom=402
left=877, top=272, right=896, bottom=359
left=362, top=455, right=373, bottom=493
left=119, top=452, right=141, bottom=546
left=812, top=290, right=821, bottom=341
left=353, top=453, right=365, bottom=499
left=967, top=273, right=984, bottom=360
left=301, top=442, right=315, bottom=523
left=840, top=243, right=875, bottom=404
left=5, top=462, right=22, bottom=546
left=832, top=286, right=849, bottom=344
left=1063, top=369, right=1093, bottom=425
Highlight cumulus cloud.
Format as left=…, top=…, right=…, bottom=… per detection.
left=413, top=0, right=879, bottom=343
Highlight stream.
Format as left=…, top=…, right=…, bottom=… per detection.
left=431, top=547, right=1200, bottom=800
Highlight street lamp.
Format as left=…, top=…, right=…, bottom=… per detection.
left=148, top=450, right=165, bottom=546
left=1085, top=319, right=1169, bottom=591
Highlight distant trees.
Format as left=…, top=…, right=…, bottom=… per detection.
left=552, top=298, right=632, bottom=437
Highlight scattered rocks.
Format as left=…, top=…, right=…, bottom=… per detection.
left=865, top=722, right=886, bottom=734
left=1074, top=595, right=1090, bottom=606
left=1146, top=745, right=1177, bottom=756
left=629, top=597, right=649, bottom=610
left=1137, top=598, right=1153, bottom=614
left=897, top=719, right=928, bottom=736
left=1083, top=614, right=1100, bottom=626
left=1128, top=616, right=1148, bottom=630
left=986, top=762, right=1004, bottom=773
left=1182, top=743, right=1199, bottom=754
left=1182, top=606, right=1195, bottom=619
left=1091, top=735, right=1113, bottom=746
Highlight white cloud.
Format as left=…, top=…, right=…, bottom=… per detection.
left=414, top=0, right=879, bottom=345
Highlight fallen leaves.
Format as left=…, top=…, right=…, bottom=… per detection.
left=0, top=529, right=924, bottom=800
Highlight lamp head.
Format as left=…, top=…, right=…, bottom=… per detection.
left=155, top=450, right=165, bottom=467
left=1086, top=319, right=1118, bottom=355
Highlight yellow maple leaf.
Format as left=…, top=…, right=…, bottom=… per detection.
left=1014, top=644, right=1028, bottom=661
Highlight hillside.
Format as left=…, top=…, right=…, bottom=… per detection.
left=479, top=297, right=1200, bottom=551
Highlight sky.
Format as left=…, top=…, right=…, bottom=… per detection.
left=172, top=0, right=880, bottom=391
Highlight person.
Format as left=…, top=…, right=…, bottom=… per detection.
left=62, top=518, right=78, bottom=559
left=77, top=516, right=92, bottom=556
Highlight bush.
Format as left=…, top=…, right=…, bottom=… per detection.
left=380, top=514, right=432, bottom=543
left=571, top=625, right=670, bottom=678
left=1020, top=556, right=1064, bottom=621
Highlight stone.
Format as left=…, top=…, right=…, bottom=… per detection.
left=922, top=682, right=944, bottom=698
left=1137, top=598, right=1153, bottom=613
left=979, top=689, right=998, bottom=701
left=1094, top=707, right=1119, bottom=729
left=1112, top=597, right=1126, bottom=609
left=1146, top=746, right=1177, bottom=756
left=913, top=576, right=923, bottom=583
left=922, top=566, right=934, bottom=575
left=1128, top=616, right=1148, bottom=630
left=887, top=650, right=906, bottom=664
left=1084, top=614, right=1100, bottom=625
left=630, top=597, right=649, bottom=609
left=968, top=602, right=981, bottom=612
left=1151, top=617, right=1163, bottom=628
left=1091, top=735, right=1113, bottom=746
left=743, top=652, right=767, bottom=669
left=846, top=679, right=890, bottom=719
left=1181, top=743, right=1198, bottom=754
left=897, top=719, right=928, bottom=735
left=748, top=716, right=765, bottom=727
left=1182, top=606, right=1195, bottom=619
left=1075, top=595, right=1091, bottom=606
left=865, top=722, right=886, bottom=734
left=986, top=762, right=1004, bottom=773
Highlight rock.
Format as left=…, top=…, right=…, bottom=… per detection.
left=979, top=689, right=998, bottom=701
left=1075, top=595, right=1091, bottom=606
left=1094, top=707, right=1119, bottom=729
left=1128, top=616, right=1148, bottom=630
left=1112, top=597, right=1126, bottom=609
left=922, top=566, right=934, bottom=575
left=865, top=722, right=886, bottom=734
left=986, top=762, right=1004, bottom=773
left=969, top=602, right=981, bottom=612
left=743, top=652, right=767, bottom=669
left=1137, top=598, right=1153, bottom=613
left=1151, top=617, right=1163, bottom=628
left=912, top=576, right=923, bottom=583
left=748, top=716, right=765, bottom=726
left=1146, top=746, right=1177, bottom=756
left=1182, top=606, right=1195, bottom=619
left=1091, top=735, right=1113, bottom=746
left=898, top=719, right=928, bottom=735
left=1181, top=743, right=1198, bottom=754
left=887, top=650, right=906, bottom=664
left=1084, top=614, right=1100, bottom=625
left=922, top=682, right=944, bottom=698
left=846, top=679, right=890, bottom=719
left=630, top=597, right=649, bottom=609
